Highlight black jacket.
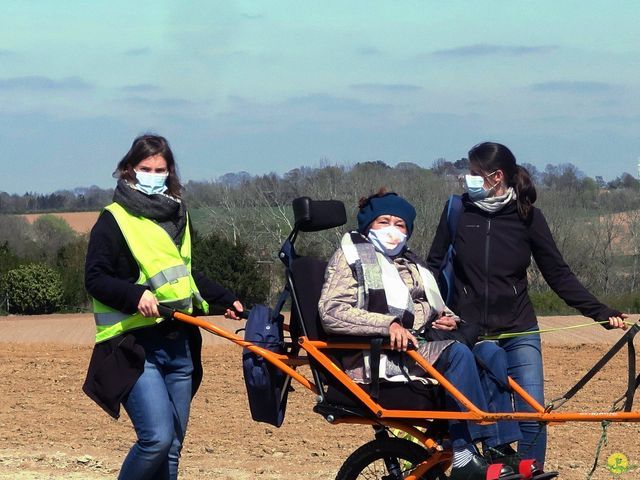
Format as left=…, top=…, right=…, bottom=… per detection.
left=83, top=210, right=238, bottom=418
left=427, top=195, right=620, bottom=337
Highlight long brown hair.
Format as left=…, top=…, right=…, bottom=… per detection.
left=468, top=142, right=536, bottom=220
left=114, top=134, right=183, bottom=198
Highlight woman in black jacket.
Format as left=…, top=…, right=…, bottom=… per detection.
left=427, top=141, right=627, bottom=468
left=83, top=134, right=244, bottom=480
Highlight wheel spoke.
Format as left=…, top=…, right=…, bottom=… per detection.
left=356, top=457, right=415, bottom=479
left=336, top=437, right=444, bottom=480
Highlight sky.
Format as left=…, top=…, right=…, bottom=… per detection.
left=1, top=0, right=639, bottom=194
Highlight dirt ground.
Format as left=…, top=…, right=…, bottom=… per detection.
left=0, top=314, right=639, bottom=480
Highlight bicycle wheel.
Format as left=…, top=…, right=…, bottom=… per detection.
left=336, top=437, right=447, bottom=480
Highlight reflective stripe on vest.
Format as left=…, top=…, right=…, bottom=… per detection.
left=144, top=264, right=190, bottom=291
left=92, top=202, right=209, bottom=343
left=94, top=297, right=194, bottom=326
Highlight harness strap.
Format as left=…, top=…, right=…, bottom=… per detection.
left=624, top=337, right=637, bottom=411
left=440, top=194, right=463, bottom=306
left=548, top=323, right=639, bottom=410
left=272, top=288, right=289, bottom=322
left=369, top=337, right=383, bottom=401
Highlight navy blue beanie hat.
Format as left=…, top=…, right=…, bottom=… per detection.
left=357, top=192, right=416, bottom=237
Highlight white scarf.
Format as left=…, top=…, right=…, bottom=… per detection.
left=377, top=253, right=446, bottom=317
left=340, top=232, right=445, bottom=323
left=473, top=187, right=516, bottom=213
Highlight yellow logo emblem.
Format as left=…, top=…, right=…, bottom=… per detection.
left=607, top=452, right=629, bottom=475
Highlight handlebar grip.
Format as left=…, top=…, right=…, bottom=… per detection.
left=157, top=304, right=175, bottom=320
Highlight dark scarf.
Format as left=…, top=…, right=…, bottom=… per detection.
left=113, top=179, right=187, bottom=245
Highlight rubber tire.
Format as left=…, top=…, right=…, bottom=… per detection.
left=336, top=437, right=447, bottom=480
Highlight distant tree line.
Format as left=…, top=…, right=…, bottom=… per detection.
left=2, top=158, right=640, bottom=315
left=0, top=186, right=112, bottom=214
left=2, top=161, right=639, bottom=215
left=182, top=159, right=640, bottom=313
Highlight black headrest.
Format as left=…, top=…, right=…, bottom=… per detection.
left=292, top=197, right=347, bottom=232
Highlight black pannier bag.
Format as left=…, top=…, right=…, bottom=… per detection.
left=242, top=304, right=290, bottom=427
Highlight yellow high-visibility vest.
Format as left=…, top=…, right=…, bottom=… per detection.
left=92, top=202, right=209, bottom=343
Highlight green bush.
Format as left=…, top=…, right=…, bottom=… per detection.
left=598, top=292, right=640, bottom=315
left=56, top=236, right=90, bottom=311
left=529, top=290, right=579, bottom=316
left=530, top=289, right=640, bottom=316
left=0, top=242, right=20, bottom=277
left=192, top=232, right=269, bottom=309
left=2, top=263, right=63, bottom=314
left=32, top=214, right=77, bottom=263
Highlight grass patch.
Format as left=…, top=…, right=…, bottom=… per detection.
left=531, top=290, right=640, bottom=316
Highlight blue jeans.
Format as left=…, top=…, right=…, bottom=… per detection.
left=497, top=330, right=546, bottom=466
left=119, top=325, right=194, bottom=480
left=434, top=342, right=521, bottom=449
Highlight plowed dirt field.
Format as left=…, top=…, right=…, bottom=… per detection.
left=0, top=314, right=638, bottom=479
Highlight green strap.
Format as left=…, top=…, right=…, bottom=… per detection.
left=586, top=419, right=611, bottom=480
left=479, top=320, right=636, bottom=341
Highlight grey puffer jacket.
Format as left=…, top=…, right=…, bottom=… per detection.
left=318, top=247, right=453, bottom=383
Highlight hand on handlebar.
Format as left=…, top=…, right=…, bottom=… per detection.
left=137, top=290, right=159, bottom=317
left=389, top=321, right=418, bottom=352
left=224, top=300, right=245, bottom=320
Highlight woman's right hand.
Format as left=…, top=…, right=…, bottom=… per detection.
left=137, top=290, right=159, bottom=317
left=608, top=313, right=629, bottom=330
left=224, top=300, right=245, bottom=320
left=389, top=321, right=418, bottom=351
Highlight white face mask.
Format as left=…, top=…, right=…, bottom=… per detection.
left=367, top=226, right=407, bottom=256
left=134, top=170, right=169, bottom=195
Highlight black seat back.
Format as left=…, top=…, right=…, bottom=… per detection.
left=283, top=196, right=346, bottom=342
left=289, top=256, right=328, bottom=341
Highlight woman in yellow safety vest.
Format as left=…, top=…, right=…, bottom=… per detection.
left=83, top=134, right=244, bottom=480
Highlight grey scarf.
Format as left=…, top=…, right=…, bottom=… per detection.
left=473, top=187, right=516, bottom=213
left=113, top=179, right=187, bottom=245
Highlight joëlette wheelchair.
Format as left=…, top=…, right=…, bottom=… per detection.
left=161, top=197, right=640, bottom=480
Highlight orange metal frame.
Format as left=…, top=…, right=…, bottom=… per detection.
left=172, top=311, right=640, bottom=476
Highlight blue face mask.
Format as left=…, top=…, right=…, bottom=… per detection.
left=465, top=172, right=497, bottom=201
left=134, top=170, right=169, bottom=195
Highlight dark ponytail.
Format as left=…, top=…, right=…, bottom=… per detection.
left=514, top=165, right=536, bottom=220
left=468, top=141, right=537, bottom=221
